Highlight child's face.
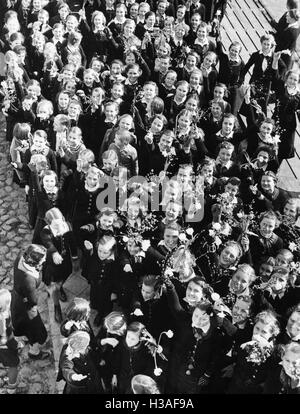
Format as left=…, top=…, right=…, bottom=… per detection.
left=103, top=158, right=116, bottom=171
left=219, top=245, right=239, bottom=267
left=197, top=27, right=207, bottom=41
left=270, top=273, right=288, bottom=294
left=111, top=63, right=122, bottom=76
left=252, top=321, right=273, bottom=342
left=93, top=15, right=104, bottom=28
left=119, top=117, right=132, bottom=131
left=159, top=134, right=173, bottom=151
left=65, top=82, right=76, bottom=95
left=260, top=218, right=276, bottom=239
left=111, top=85, right=124, bottom=99
left=53, top=26, right=63, bottom=39
left=163, top=229, right=179, bottom=249
left=201, top=164, right=214, bottom=178
left=86, top=172, right=99, bottom=188
left=203, top=54, right=215, bottom=68
left=186, top=98, right=198, bottom=113
left=192, top=308, right=210, bottom=329
left=287, top=311, right=300, bottom=339
left=260, top=122, right=273, bottom=137
left=230, top=270, right=251, bottom=295
left=141, top=283, right=155, bottom=302
left=222, top=117, right=235, bottom=135
left=127, top=67, right=140, bottom=83
left=275, top=254, right=290, bottom=268
left=63, top=69, right=74, bottom=80
left=33, top=0, right=42, bottom=10
left=157, top=2, right=167, bottom=14
left=99, top=214, right=114, bottom=229
left=38, top=13, right=48, bottom=25
left=218, top=148, right=233, bottom=164
left=283, top=202, right=298, bottom=222
left=159, top=58, right=170, bottom=73
left=91, top=91, right=102, bottom=106
left=146, top=14, right=155, bottom=27
left=176, top=84, right=188, bottom=100
left=125, top=53, right=136, bottom=65
left=130, top=4, right=139, bottom=19
left=105, top=105, right=117, bottom=120
left=257, top=150, right=269, bottom=166
left=125, top=331, right=140, bottom=348
left=229, top=45, right=240, bottom=61
left=27, top=86, right=39, bottom=100
left=150, top=117, right=164, bottom=133
left=97, top=244, right=112, bottom=260
left=177, top=8, right=185, bottom=20
left=178, top=115, right=190, bottom=129
left=259, top=263, right=273, bottom=282
left=58, top=93, right=69, bottom=109
left=214, top=86, right=225, bottom=100
left=91, top=60, right=101, bottom=73
left=124, top=22, right=135, bottom=37
left=191, top=15, right=201, bottom=29
left=143, top=84, right=156, bottom=100
left=232, top=298, right=251, bottom=325
left=186, top=55, right=197, bottom=69
left=158, top=44, right=169, bottom=58
left=261, top=175, right=275, bottom=194
left=116, top=7, right=126, bottom=21
left=37, top=107, right=50, bottom=120
left=166, top=203, right=180, bottom=221
left=261, top=39, right=272, bottom=53
left=66, top=16, right=78, bottom=32
left=68, top=103, right=80, bottom=119
left=43, top=174, right=56, bottom=190
left=32, top=135, right=46, bottom=150
left=282, top=350, right=300, bottom=380
left=59, top=7, right=69, bottom=20
left=68, top=130, right=81, bottom=148
left=127, top=240, right=140, bottom=256
left=190, top=73, right=202, bottom=88
left=286, top=72, right=299, bottom=89
left=164, top=72, right=176, bottom=87
left=224, top=183, right=238, bottom=197
left=84, top=73, right=94, bottom=87
left=175, top=26, right=185, bottom=38
left=211, top=103, right=222, bottom=118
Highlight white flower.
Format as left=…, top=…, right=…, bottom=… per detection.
left=179, top=233, right=187, bottom=242
left=215, top=236, right=222, bottom=247
left=165, top=330, right=174, bottom=338
left=123, top=236, right=129, bottom=243
left=212, top=222, right=221, bottom=231
left=209, top=229, right=216, bottom=237
left=289, top=242, right=297, bottom=252
left=133, top=308, right=144, bottom=317
left=186, top=228, right=194, bottom=236
left=221, top=223, right=231, bottom=236
left=157, top=345, right=163, bottom=354
left=273, top=135, right=281, bottom=145
left=154, top=368, right=162, bottom=376
left=236, top=212, right=244, bottom=219
left=164, top=268, right=174, bottom=277
left=211, top=293, right=220, bottom=302
left=141, top=239, right=151, bottom=252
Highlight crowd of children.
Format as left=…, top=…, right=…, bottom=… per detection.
left=0, top=0, right=300, bottom=395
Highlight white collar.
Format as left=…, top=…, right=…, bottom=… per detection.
left=216, top=158, right=232, bottom=169
left=195, top=38, right=209, bottom=47
left=288, top=21, right=299, bottom=29
left=49, top=222, right=69, bottom=237
left=259, top=50, right=273, bottom=57
left=216, top=130, right=234, bottom=139
left=286, top=85, right=300, bottom=95
left=18, top=256, right=40, bottom=280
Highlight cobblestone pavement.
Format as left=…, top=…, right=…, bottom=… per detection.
left=0, top=113, right=57, bottom=394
